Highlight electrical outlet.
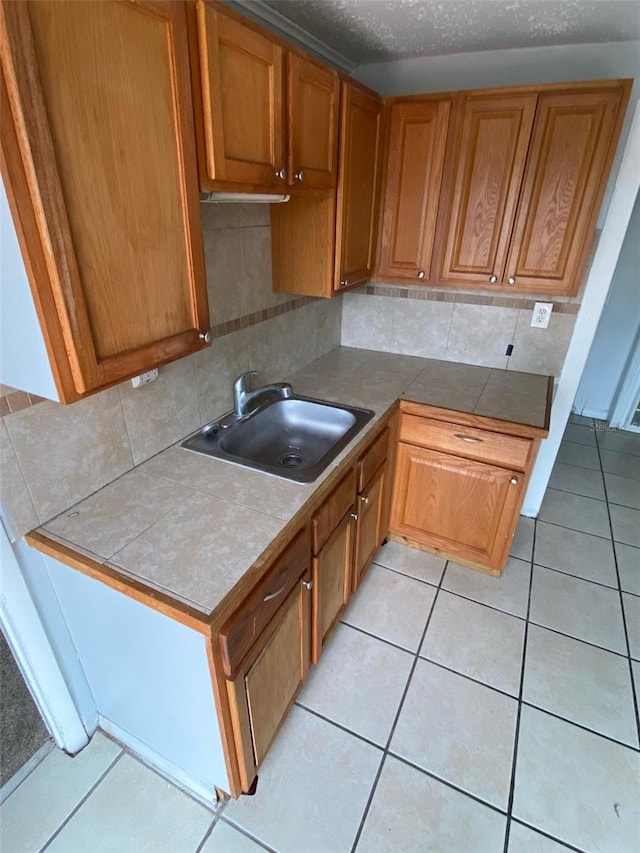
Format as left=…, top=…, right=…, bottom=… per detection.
left=131, top=368, right=159, bottom=388
left=531, top=302, right=553, bottom=328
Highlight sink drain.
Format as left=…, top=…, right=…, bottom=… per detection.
left=279, top=453, right=304, bottom=469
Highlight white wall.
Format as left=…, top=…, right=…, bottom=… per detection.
left=574, top=193, right=640, bottom=419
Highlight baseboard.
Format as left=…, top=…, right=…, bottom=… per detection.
left=0, top=740, right=54, bottom=804
left=98, top=716, right=219, bottom=810
left=574, top=407, right=609, bottom=420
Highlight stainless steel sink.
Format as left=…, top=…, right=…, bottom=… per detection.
left=181, top=395, right=374, bottom=483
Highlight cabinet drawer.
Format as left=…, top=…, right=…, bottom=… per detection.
left=219, top=527, right=310, bottom=677
left=399, top=414, right=531, bottom=470
left=357, top=427, right=389, bottom=492
left=312, top=469, right=356, bottom=554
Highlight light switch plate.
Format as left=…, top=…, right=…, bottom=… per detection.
left=531, top=302, right=553, bottom=328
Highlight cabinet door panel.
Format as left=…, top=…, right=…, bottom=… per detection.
left=390, top=443, right=523, bottom=570
left=288, top=53, right=339, bottom=189
left=312, top=510, right=355, bottom=662
left=196, top=3, right=284, bottom=188
left=439, top=93, right=537, bottom=286
left=334, top=83, right=382, bottom=290
left=506, top=87, right=627, bottom=293
left=377, top=100, right=450, bottom=282
left=1, top=0, right=209, bottom=397
left=353, top=464, right=386, bottom=592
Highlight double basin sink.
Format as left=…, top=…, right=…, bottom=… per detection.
left=182, top=390, right=374, bottom=483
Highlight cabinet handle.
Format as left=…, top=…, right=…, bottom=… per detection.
left=507, top=276, right=516, bottom=285
left=350, top=511, right=359, bottom=521
left=454, top=433, right=483, bottom=443
left=489, top=274, right=498, bottom=283
left=301, top=579, right=313, bottom=590
left=275, top=167, right=287, bottom=180
left=294, top=170, right=305, bottom=182
left=416, top=270, right=425, bottom=280
left=510, top=477, right=519, bottom=485
left=199, top=331, right=211, bottom=343
left=263, top=571, right=288, bottom=602
left=340, top=279, right=350, bottom=288
left=360, top=494, right=369, bottom=505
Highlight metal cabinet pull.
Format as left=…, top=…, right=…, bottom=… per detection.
left=301, top=579, right=313, bottom=590
left=507, top=276, right=517, bottom=285
left=275, top=167, right=287, bottom=180
left=455, top=433, right=483, bottom=443
left=510, top=477, right=519, bottom=485
left=340, top=279, right=350, bottom=288
left=360, top=494, right=369, bottom=505
left=350, top=511, right=359, bottom=521
left=417, top=270, right=425, bottom=280
left=294, top=170, right=305, bottom=182
left=489, top=274, right=498, bottom=283
left=263, top=570, right=288, bottom=602
left=199, top=331, right=211, bottom=343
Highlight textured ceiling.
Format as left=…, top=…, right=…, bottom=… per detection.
left=258, top=0, right=640, bottom=65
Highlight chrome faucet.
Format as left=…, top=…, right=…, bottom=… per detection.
left=233, top=371, right=293, bottom=417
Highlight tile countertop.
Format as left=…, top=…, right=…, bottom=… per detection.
left=27, top=348, right=552, bottom=629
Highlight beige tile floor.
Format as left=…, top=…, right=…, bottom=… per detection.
left=1, top=416, right=639, bottom=852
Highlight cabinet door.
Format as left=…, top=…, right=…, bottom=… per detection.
left=376, top=99, right=451, bottom=283
left=287, top=52, right=339, bottom=189
left=438, top=92, right=537, bottom=287
left=312, top=509, right=355, bottom=663
left=505, top=85, right=629, bottom=294
left=227, top=574, right=311, bottom=790
left=334, top=83, right=382, bottom=291
left=195, top=3, right=285, bottom=189
left=353, top=463, right=387, bottom=592
left=0, top=0, right=209, bottom=400
left=390, top=443, right=523, bottom=572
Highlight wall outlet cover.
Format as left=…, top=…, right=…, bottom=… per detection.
left=131, top=368, right=159, bottom=388
left=531, top=302, right=553, bottom=328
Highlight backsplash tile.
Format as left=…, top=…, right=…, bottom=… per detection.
left=389, top=299, right=453, bottom=359
left=118, top=357, right=201, bottom=466
left=4, top=388, right=134, bottom=524
left=445, top=303, right=519, bottom=369
left=194, top=328, right=252, bottom=424
left=344, top=285, right=579, bottom=377
left=0, top=419, right=39, bottom=542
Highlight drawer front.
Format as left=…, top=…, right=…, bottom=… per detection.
left=312, top=468, right=356, bottom=554
left=219, top=527, right=310, bottom=677
left=399, top=414, right=531, bottom=470
left=357, top=427, right=389, bottom=492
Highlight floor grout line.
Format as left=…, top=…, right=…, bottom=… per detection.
left=502, top=514, right=537, bottom=853
left=349, top=559, right=448, bottom=853
left=218, top=815, right=278, bottom=852
left=509, top=817, right=588, bottom=853
left=38, top=749, right=125, bottom=852
left=594, top=428, right=640, bottom=750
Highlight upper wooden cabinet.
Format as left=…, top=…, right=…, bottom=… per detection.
left=376, top=98, right=451, bottom=284
left=0, top=0, right=210, bottom=402
left=195, top=3, right=285, bottom=188
left=334, top=83, right=383, bottom=290
left=379, top=80, right=631, bottom=295
left=436, top=92, right=537, bottom=288
left=192, top=2, right=339, bottom=193
left=504, top=87, right=628, bottom=293
left=288, top=52, right=339, bottom=190
left=272, top=80, right=383, bottom=297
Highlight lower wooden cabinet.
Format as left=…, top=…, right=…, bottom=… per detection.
left=220, top=529, right=311, bottom=791
left=353, top=462, right=387, bottom=591
left=389, top=403, right=544, bottom=574
left=391, top=443, right=523, bottom=571
left=311, top=508, right=355, bottom=663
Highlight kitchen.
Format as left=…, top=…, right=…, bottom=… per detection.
left=1, top=1, right=639, bottom=850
